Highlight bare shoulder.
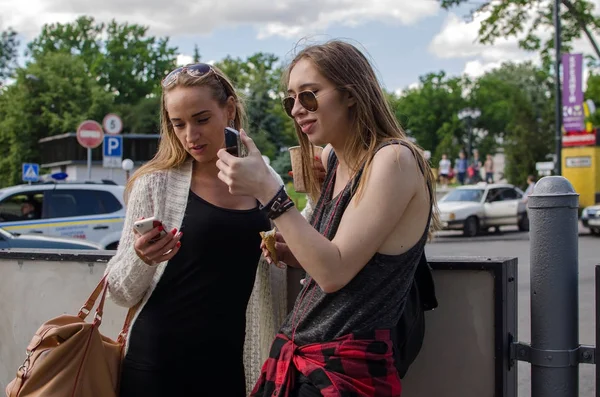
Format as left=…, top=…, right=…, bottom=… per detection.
left=370, top=143, right=419, bottom=176
left=321, top=144, right=333, bottom=170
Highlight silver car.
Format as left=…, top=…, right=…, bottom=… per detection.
left=0, top=228, right=101, bottom=250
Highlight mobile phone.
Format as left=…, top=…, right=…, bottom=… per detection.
left=133, top=216, right=167, bottom=243
left=224, top=127, right=248, bottom=157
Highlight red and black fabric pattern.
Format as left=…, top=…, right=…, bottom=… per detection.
left=250, top=329, right=402, bottom=397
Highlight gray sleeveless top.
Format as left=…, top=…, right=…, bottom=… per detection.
left=279, top=141, right=431, bottom=346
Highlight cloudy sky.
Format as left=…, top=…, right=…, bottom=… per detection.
left=1, top=0, right=598, bottom=93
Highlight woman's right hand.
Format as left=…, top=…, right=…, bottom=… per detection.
left=134, top=222, right=182, bottom=266
left=261, top=232, right=301, bottom=269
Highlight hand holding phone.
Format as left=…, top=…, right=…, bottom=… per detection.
left=133, top=216, right=182, bottom=265
left=224, top=127, right=248, bottom=157
left=133, top=216, right=167, bottom=243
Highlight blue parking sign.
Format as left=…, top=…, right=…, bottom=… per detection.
left=22, top=163, right=40, bottom=182
left=103, top=135, right=123, bottom=168
left=103, top=135, right=123, bottom=157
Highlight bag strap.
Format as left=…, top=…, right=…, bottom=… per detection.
left=77, top=274, right=140, bottom=343
left=77, top=274, right=109, bottom=320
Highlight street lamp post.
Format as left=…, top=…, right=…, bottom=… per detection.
left=554, top=0, right=563, bottom=176
left=122, top=158, right=134, bottom=182
left=457, top=108, right=481, bottom=158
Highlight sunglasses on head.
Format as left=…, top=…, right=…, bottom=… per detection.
left=161, top=63, right=218, bottom=88
left=282, top=90, right=335, bottom=118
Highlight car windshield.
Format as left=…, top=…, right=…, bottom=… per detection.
left=442, top=189, right=484, bottom=203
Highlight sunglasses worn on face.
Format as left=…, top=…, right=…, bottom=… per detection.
left=162, top=63, right=218, bottom=88
left=282, top=90, right=335, bottom=118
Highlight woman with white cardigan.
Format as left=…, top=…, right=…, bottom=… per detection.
left=104, top=63, right=288, bottom=396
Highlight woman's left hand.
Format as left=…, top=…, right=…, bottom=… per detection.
left=216, top=129, right=281, bottom=203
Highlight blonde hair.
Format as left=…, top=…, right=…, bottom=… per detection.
left=125, top=65, right=246, bottom=201
left=282, top=40, right=441, bottom=237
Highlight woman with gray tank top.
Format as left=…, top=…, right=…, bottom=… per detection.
left=216, top=39, right=440, bottom=397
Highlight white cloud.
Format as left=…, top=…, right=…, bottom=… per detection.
left=429, top=2, right=600, bottom=81
left=429, top=14, right=532, bottom=62
left=176, top=54, right=194, bottom=66
left=394, top=81, right=421, bottom=96
left=428, top=9, right=542, bottom=78
left=462, top=60, right=504, bottom=79
left=1, top=0, right=439, bottom=41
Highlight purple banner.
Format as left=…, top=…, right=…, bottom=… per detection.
left=562, top=53, right=585, bottom=132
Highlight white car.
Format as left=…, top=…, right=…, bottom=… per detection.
left=0, top=181, right=125, bottom=249
left=438, top=183, right=529, bottom=237
left=581, top=204, right=600, bottom=236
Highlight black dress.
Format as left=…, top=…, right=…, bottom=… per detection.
left=120, top=190, right=271, bottom=396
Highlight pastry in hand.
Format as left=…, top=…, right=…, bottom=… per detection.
left=260, top=228, right=278, bottom=263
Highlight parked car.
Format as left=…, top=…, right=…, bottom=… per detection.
left=438, top=183, right=529, bottom=237
left=581, top=204, right=600, bottom=236
left=0, top=227, right=101, bottom=250
left=0, top=181, right=125, bottom=249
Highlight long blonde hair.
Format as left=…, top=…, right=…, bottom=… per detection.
left=125, top=65, right=246, bottom=201
left=282, top=40, right=441, bottom=236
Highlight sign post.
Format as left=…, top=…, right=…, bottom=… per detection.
left=102, top=113, right=123, bottom=135
left=103, top=136, right=123, bottom=168
left=76, top=120, right=104, bottom=180
left=22, top=163, right=40, bottom=184
left=102, top=114, right=123, bottom=180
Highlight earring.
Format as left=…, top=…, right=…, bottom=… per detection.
left=229, top=120, right=234, bottom=128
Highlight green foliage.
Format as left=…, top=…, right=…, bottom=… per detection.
left=477, top=63, right=555, bottom=185
left=389, top=72, right=469, bottom=164
left=28, top=16, right=178, bottom=104
left=0, top=27, right=19, bottom=82
left=118, top=97, right=161, bottom=134
left=0, top=52, right=114, bottom=186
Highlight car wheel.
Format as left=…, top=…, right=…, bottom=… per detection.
left=518, top=213, right=530, bottom=232
left=591, top=228, right=600, bottom=236
left=463, top=216, right=479, bottom=237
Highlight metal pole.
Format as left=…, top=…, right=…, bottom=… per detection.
left=87, top=147, right=92, bottom=180
left=596, top=265, right=600, bottom=397
left=467, top=118, right=472, bottom=160
left=529, top=176, right=579, bottom=397
left=554, top=0, right=563, bottom=175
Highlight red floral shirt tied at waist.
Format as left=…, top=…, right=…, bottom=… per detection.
left=251, top=329, right=402, bottom=397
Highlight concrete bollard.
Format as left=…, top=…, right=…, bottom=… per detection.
left=528, top=176, right=580, bottom=397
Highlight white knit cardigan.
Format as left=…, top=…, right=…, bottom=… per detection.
left=104, top=159, right=290, bottom=395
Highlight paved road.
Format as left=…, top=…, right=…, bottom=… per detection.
left=427, top=227, right=599, bottom=396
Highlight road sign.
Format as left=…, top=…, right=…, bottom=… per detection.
left=76, top=120, right=104, bottom=149
left=103, top=135, right=123, bottom=168
left=103, top=113, right=123, bottom=135
left=22, top=163, right=40, bottom=182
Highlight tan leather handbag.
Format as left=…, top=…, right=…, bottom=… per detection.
left=5, top=275, right=136, bottom=397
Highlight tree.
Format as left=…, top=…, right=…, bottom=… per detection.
left=584, top=71, right=600, bottom=125
left=119, top=97, right=161, bottom=134
left=439, top=0, right=600, bottom=63
left=0, top=27, right=19, bottom=83
left=0, top=52, right=113, bottom=186
left=193, top=44, right=201, bottom=63
left=471, top=62, right=555, bottom=185
left=27, top=16, right=178, bottom=104
left=390, top=72, right=469, bottom=165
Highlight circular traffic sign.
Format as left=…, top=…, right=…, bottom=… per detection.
left=103, top=113, right=123, bottom=135
left=76, top=120, right=104, bottom=149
